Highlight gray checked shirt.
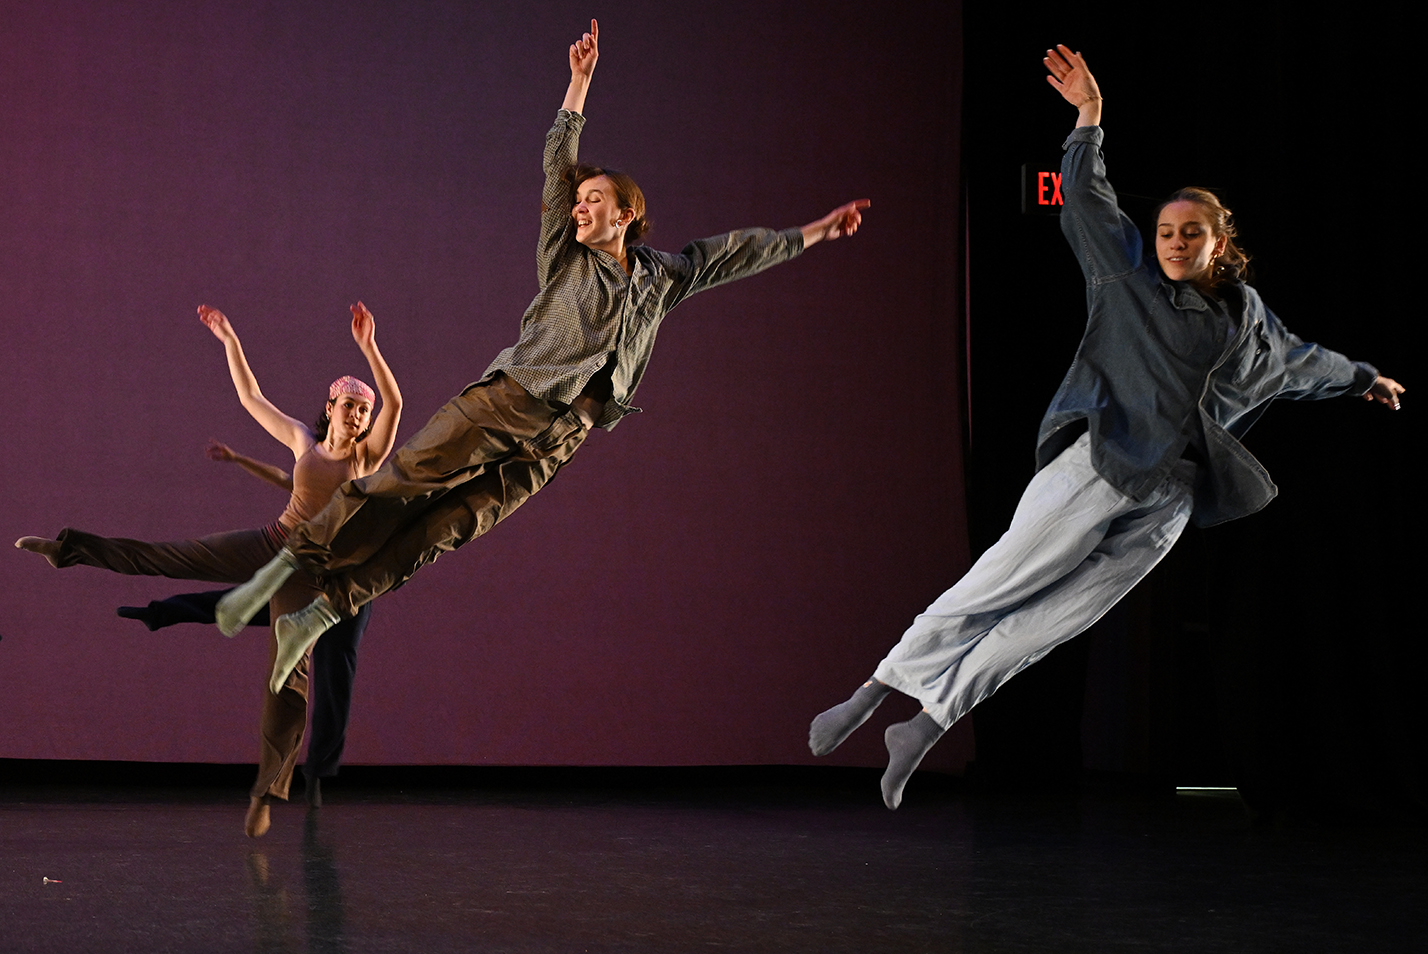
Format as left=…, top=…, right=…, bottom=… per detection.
left=481, top=110, right=805, bottom=430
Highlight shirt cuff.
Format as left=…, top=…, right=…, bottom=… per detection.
left=1062, top=125, right=1103, bottom=149
left=1351, top=361, right=1380, bottom=395
left=555, top=108, right=587, bottom=129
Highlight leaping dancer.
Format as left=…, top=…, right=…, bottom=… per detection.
left=117, top=439, right=377, bottom=812
left=18, top=303, right=402, bottom=836
left=212, top=19, right=870, bottom=696
left=808, top=45, right=1404, bottom=809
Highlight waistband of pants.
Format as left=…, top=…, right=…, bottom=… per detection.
left=480, top=370, right=603, bottom=429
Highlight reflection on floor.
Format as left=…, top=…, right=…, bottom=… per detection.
left=2, top=765, right=1423, bottom=953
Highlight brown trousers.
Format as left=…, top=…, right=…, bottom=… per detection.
left=286, top=373, right=589, bottom=616
left=53, top=525, right=318, bottom=801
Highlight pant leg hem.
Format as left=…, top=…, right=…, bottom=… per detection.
left=871, top=666, right=955, bottom=730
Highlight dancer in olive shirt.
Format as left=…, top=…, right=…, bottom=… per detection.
left=217, top=20, right=870, bottom=698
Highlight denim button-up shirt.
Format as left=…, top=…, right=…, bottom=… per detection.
left=1039, top=126, right=1376, bottom=527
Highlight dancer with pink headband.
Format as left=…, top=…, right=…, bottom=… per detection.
left=16, top=302, right=403, bottom=838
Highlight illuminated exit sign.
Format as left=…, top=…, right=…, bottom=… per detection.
left=1021, top=162, right=1063, bottom=215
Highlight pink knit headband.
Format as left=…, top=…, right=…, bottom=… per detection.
left=329, top=375, right=376, bottom=404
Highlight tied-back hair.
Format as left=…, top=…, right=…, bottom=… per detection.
left=571, top=162, right=651, bottom=244
left=1155, top=187, right=1251, bottom=288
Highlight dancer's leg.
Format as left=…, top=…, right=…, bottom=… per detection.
left=874, top=457, right=1195, bottom=729
left=868, top=458, right=1195, bottom=808
left=118, top=589, right=272, bottom=630
left=247, top=571, right=323, bottom=834
left=220, top=375, right=575, bottom=635
left=267, top=428, right=586, bottom=693
left=21, top=526, right=279, bottom=581
left=288, top=374, right=571, bottom=570
left=325, top=434, right=585, bottom=614
left=810, top=434, right=1125, bottom=757
left=304, top=603, right=372, bottom=782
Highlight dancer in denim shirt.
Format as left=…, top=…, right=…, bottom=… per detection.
left=810, top=45, right=1404, bottom=809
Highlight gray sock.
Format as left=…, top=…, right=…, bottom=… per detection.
left=881, top=711, right=945, bottom=810
left=809, top=679, right=892, bottom=756
left=216, top=548, right=299, bottom=637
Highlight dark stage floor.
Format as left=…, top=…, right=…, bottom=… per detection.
left=1, top=765, right=1423, bottom=953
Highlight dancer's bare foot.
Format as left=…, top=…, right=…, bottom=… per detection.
left=15, top=536, right=61, bottom=566
left=245, top=795, right=272, bottom=838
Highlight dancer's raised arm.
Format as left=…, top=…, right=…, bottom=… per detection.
left=198, top=305, right=313, bottom=458
left=561, top=19, right=598, bottom=115
left=1044, top=44, right=1102, bottom=127
left=348, top=302, right=403, bottom=470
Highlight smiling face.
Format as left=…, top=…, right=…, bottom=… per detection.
left=572, top=174, right=631, bottom=253
left=325, top=393, right=372, bottom=441
left=1155, top=200, right=1227, bottom=285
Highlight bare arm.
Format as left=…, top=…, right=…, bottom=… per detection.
left=1044, top=44, right=1103, bottom=127
left=800, top=200, right=871, bottom=249
left=197, top=305, right=313, bottom=458
left=207, top=439, right=293, bottom=492
left=349, top=302, right=403, bottom=473
left=561, top=19, right=598, bottom=115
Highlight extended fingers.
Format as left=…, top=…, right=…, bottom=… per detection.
left=1044, top=44, right=1087, bottom=81
left=1055, top=43, right=1085, bottom=71
left=1044, top=46, right=1071, bottom=79
left=1366, top=376, right=1405, bottom=409
left=836, top=202, right=868, bottom=237
left=572, top=21, right=598, bottom=58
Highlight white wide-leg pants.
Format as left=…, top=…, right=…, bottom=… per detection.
left=874, top=432, right=1196, bottom=729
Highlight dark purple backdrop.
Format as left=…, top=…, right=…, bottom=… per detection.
left=1, top=1, right=970, bottom=769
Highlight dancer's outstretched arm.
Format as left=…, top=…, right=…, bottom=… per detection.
left=562, top=18, right=598, bottom=115
left=206, top=439, right=293, bottom=491
left=198, top=305, right=313, bottom=458
left=348, top=302, right=403, bottom=471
